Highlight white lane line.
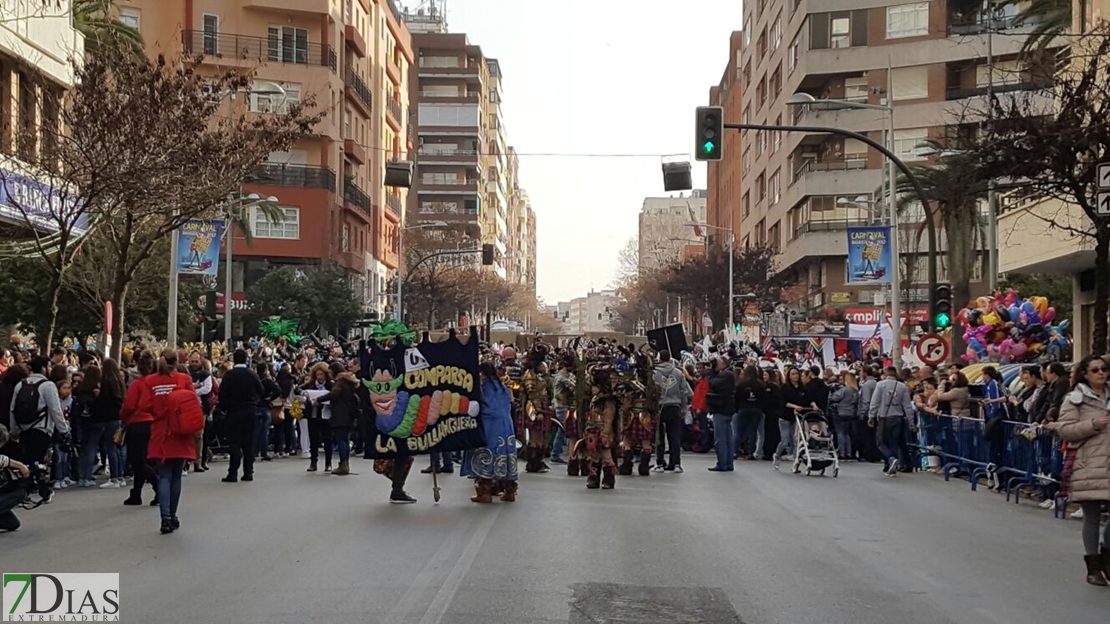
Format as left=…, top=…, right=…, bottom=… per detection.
left=419, top=505, right=502, bottom=624
left=384, top=512, right=477, bottom=622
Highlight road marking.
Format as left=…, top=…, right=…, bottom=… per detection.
left=419, top=506, right=502, bottom=624
left=384, top=512, right=478, bottom=622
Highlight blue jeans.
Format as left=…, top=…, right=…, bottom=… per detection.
left=432, top=451, right=453, bottom=470
left=82, top=421, right=123, bottom=480
left=255, top=407, right=271, bottom=458
left=775, top=419, right=795, bottom=459
left=51, top=443, right=68, bottom=482
left=711, top=413, right=734, bottom=470
left=552, top=407, right=568, bottom=458
left=835, top=418, right=855, bottom=457
left=158, top=459, right=185, bottom=521
left=332, top=427, right=350, bottom=463
left=879, top=418, right=907, bottom=470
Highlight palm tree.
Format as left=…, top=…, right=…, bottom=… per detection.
left=1006, top=0, right=1071, bottom=56
left=891, top=141, right=990, bottom=359
left=72, top=0, right=144, bottom=56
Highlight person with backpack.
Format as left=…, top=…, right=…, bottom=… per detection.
left=144, top=349, right=197, bottom=534
left=9, top=356, right=68, bottom=466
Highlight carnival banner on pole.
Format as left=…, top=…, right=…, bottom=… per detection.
left=361, top=327, right=485, bottom=458
left=846, top=226, right=892, bottom=284
left=176, top=219, right=224, bottom=276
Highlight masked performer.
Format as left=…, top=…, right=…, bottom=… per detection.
left=577, top=364, right=620, bottom=490
left=520, top=345, right=554, bottom=473
left=463, top=362, right=519, bottom=503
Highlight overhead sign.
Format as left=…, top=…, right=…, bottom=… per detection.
left=846, top=226, right=893, bottom=284
left=0, top=162, right=87, bottom=235
left=916, top=333, right=950, bottom=366
left=790, top=320, right=848, bottom=338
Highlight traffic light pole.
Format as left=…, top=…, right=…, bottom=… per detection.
left=722, top=122, right=937, bottom=333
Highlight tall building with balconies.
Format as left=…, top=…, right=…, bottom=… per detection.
left=402, top=6, right=515, bottom=280
left=131, top=0, right=412, bottom=323
left=706, top=31, right=744, bottom=251
left=734, top=0, right=1051, bottom=317
left=0, top=1, right=83, bottom=238
left=639, top=193, right=707, bottom=273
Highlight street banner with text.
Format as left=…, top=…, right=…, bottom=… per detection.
left=176, top=219, right=224, bottom=276
left=847, top=226, right=892, bottom=284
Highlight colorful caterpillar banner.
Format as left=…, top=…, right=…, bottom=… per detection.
left=360, top=330, right=485, bottom=458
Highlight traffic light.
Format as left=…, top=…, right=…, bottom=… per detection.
left=933, top=284, right=953, bottom=329
left=203, top=290, right=217, bottom=323
left=695, top=106, right=723, bottom=161
left=481, top=244, right=494, bottom=265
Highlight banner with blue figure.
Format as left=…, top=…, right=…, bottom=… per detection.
left=847, top=226, right=892, bottom=284
left=176, top=219, right=224, bottom=276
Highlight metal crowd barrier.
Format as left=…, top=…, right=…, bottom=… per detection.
left=909, top=412, right=1067, bottom=518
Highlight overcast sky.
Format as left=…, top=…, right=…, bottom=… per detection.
left=439, top=0, right=744, bottom=304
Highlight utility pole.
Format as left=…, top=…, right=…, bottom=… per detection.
left=986, top=13, right=1000, bottom=292
left=886, top=57, right=903, bottom=369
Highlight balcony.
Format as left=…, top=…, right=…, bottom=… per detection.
left=243, top=0, right=329, bottom=14
left=417, top=62, right=482, bottom=85
left=343, top=179, right=371, bottom=216
left=386, top=97, right=403, bottom=129
left=793, top=158, right=867, bottom=180
left=344, top=24, right=366, bottom=58
left=386, top=55, right=402, bottom=85
left=419, top=90, right=481, bottom=101
left=385, top=193, right=402, bottom=219
left=776, top=218, right=870, bottom=273
left=945, top=79, right=1053, bottom=101
left=183, top=30, right=336, bottom=71
left=248, top=163, right=336, bottom=191
left=343, top=139, right=366, bottom=165
left=344, top=68, right=372, bottom=116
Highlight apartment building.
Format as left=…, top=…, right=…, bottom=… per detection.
left=638, top=192, right=707, bottom=273
left=997, top=0, right=1106, bottom=352
left=505, top=146, right=537, bottom=294
left=706, top=31, right=744, bottom=249
left=126, top=0, right=412, bottom=322
left=402, top=5, right=518, bottom=281
left=0, top=0, right=83, bottom=236
left=734, top=0, right=1048, bottom=316
left=567, top=290, right=620, bottom=334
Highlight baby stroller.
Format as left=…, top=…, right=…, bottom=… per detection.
left=792, top=410, right=839, bottom=477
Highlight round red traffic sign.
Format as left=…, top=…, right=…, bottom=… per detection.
left=915, top=333, right=949, bottom=367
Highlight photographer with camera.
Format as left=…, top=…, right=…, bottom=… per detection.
left=9, top=356, right=69, bottom=466
left=0, top=424, right=32, bottom=531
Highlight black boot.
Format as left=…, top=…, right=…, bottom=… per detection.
left=390, top=489, right=417, bottom=504
left=1085, top=555, right=1108, bottom=586
left=618, top=450, right=634, bottom=476
left=601, top=465, right=616, bottom=489
left=585, top=461, right=601, bottom=489
left=638, top=452, right=652, bottom=476
left=307, top=460, right=318, bottom=472
left=567, top=458, right=580, bottom=477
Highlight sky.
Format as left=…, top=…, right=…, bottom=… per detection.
left=437, top=0, right=745, bottom=305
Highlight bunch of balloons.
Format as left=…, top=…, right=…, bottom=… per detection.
left=958, top=289, right=1070, bottom=363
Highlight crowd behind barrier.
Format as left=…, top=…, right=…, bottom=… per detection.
left=909, top=411, right=1068, bottom=517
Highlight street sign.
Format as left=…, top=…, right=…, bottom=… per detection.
left=915, top=333, right=949, bottom=367
left=1098, top=163, right=1110, bottom=189
left=1099, top=192, right=1110, bottom=216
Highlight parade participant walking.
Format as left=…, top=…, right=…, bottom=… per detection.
left=520, top=346, right=554, bottom=473
left=219, top=350, right=264, bottom=483
left=463, top=362, right=519, bottom=502
left=302, top=363, right=334, bottom=472
left=314, top=371, right=359, bottom=476
left=706, top=357, right=737, bottom=472
left=145, top=349, right=196, bottom=534
left=551, top=355, right=576, bottom=465
left=653, top=350, right=692, bottom=472
left=1051, top=355, right=1110, bottom=586
left=583, top=365, right=620, bottom=489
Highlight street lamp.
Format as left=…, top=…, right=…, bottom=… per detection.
left=395, top=220, right=449, bottom=322
left=686, top=220, right=736, bottom=332
left=787, top=93, right=905, bottom=367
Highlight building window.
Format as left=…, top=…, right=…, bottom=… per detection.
left=251, top=206, right=300, bottom=239
left=421, top=172, right=461, bottom=185
left=742, top=192, right=750, bottom=218
left=773, top=115, right=782, bottom=152
left=886, top=3, right=929, bottom=39
left=844, top=76, right=868, bottom=102
left=756, top=173, right=766, bottom=200
left=119, top=7, right=140, bottom=31
left=202, top=14, right=218, bottom=55
left=770, top=169, right=781, bottom=205
left=744, top=18, right=752, bottom=47
left=831, top=16, right=851, bottom=48
left=268, top=26, right=309, bottom=64
left=419, top=56, right=462, bottom=68
left=788, top=37, right=800, bottom=73
left=342, top=223, right=350, bottom=252
left=755, top=129, right=763, bottom=156
left=742, top=148, right=752, bottom=173
left=772, top=16, right=783, bottom=51
left=758, top=128, right=768, bottom=154
left=249, top=82, right=300, bottom=113
left=771, top=67, right=782, bottom=98
left=891, top=65, right=929, bottom=100
left=893, top=128, right=929, bottom=161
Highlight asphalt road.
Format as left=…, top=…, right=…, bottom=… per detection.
left=1, top=452, right=1105, bottom=624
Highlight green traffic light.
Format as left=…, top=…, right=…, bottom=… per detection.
left=935, top=312, right=951, bottom=328
left=703, top=141, right=716, bottom=153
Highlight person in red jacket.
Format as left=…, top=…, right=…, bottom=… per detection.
left=121, top=352, right=160, bottom=506
left=144, top=349, right=195, bottom=534
left=691, top=362, right=711, bottom=453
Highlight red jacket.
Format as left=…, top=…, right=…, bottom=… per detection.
left=145, top=372, right=197, bottom=461
left=121, top=377, right=154, bottom=425
left=691, top=377, right=709, bottom=414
